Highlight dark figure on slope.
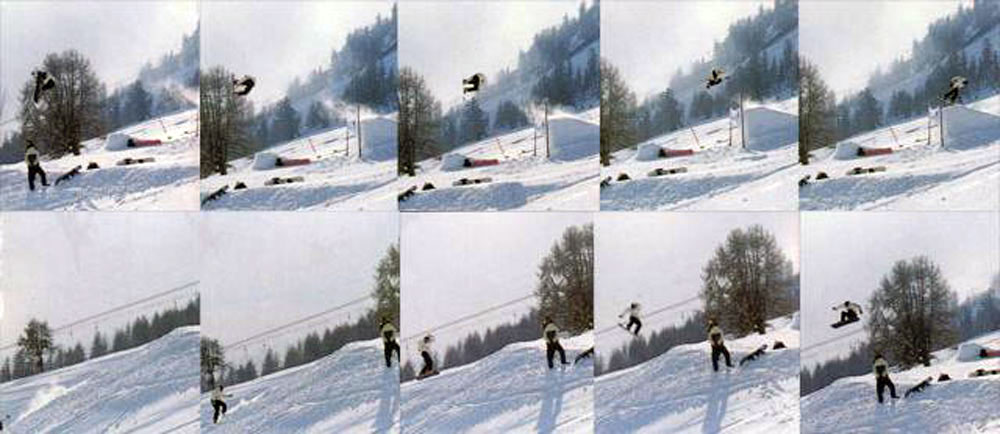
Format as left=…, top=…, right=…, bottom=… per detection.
left=543, top=317, right=569, bottom=369
left=873, top=353, right=899, bottom=403
left=380, top=317, right=400, bottom=368
left=32, top=69, right=56, bottom=104
left=462, top=73, right=485, bottom=94
left=942, top=76, right=967, bottom=106
left=418, top=334, right=436, bottom=377
left=832, top=301, right=863, bottom=328
left=619, top=302, right=642, bottom=336
left=705, top=68, right=725, bottom=89
left=707, top=319, right=733, bottom=371
left=210, top=385, right=232, bottom=424
left=233, top=75, right=256, bottom=97
left=24, top=141, right=49, bottom=191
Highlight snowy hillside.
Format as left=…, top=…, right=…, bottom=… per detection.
left=0, top=326, right=199, bottom=433
left=201, top=338, right=399, bottom=433
left=399, top=108, right=599, bottom=211
left=800, top=96, right=1000, bottom=210
left=0, top=109, right=199, bottom=211
left=402, top=333, right=594, bottom=433
left=200, top=114, right=397, bottom=211
left=601, top=99, right=798, bottom=211
left=802, top=331, right=1000, bottom=433
left=595, top=315, right=800, bottom=433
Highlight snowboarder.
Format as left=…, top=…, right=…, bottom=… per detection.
left=418, top=334, right=436, bottom=377
left=24, top=140, right=49, bottom=191
left=380, top=316, right=400, bottom=368
left=739, top=344, right=767, bottom=366
left=462, top=73, right=485, bottom=94
left=942, top=76, right=967, bottom=105
left=32, top=69, right=56, bottom=104
left=233, top=75, right=256, bottom=96
left=705, top=68, right=725, bottom=89
left=210, top=385, right=232, bottom=424
left=873, top=352, right=899, bottom=403
left=707, top=319, right=733, bottom=371
left=618, top=302, right=642, bottom=336
left=904, top=376, right=933, bottom=398
left=832, top=301, right=863, bottom=327
left=574, top=346, right=594, bottom=364
left=543, top=316, right=569, bottom=369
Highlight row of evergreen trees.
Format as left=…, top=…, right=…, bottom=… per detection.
left=1, top=297, right=200, bottom=383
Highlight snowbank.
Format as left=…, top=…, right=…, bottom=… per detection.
left=957, top=342, right=987, bottom=362
left=744, top=107, right=797, bottom=151
left=549, top=115, right=598, bottom=161
left=360, top=116, right=397, bottom=162
left=833, top=141, right=861, bottom=160
left=440, top=153, right=468, bottom=171
left=942, top=105, right=1000, bottom=150
left=104, top=132, right=131, bottom=151
left=636, top=143, right=663, bottom=162
left=252, top=152, right=279, bottom=170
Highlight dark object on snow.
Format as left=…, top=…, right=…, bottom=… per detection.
left=600, top=176, right=612, bottom=188
left=126, top=137, right=163, bottom=148
left=799, top=175, right=811, bottom=187
left=705, top=68, right=725, bottom=89
left=739, top=344, right=767, bottom=366
left=942, top=76, right=967, bottom=105
left=660, top=148, right=694, bottom=158
left=452, top=177, right=492, bottom=187
left=857, top=146, right=893, bottom=157
left=398, top=185, right=418, bottom=202
left=648, top=167, right=688, bottom=177
left=616, top=173, right=631, bottom=182
left=32, top=70, right=56, bottom=104
left=264, top=176, right=305, bottom=186
left=275, top=157, right=311, bottom=167
left=969, top=368, right=1000, bottom=378
left=772, top=341, right=786, bottom=350
left=202, top=185, right=230, bottom=205
left=847, top=166, right=886, bottom=176
left=937, top=373, right=951, bottom=382
left=462, top=73, right=485, bottom=94
left=422, top=182, right=436, bottom=191
left=979, top=348, right=1000, bottom=358
left=233, top=75, right=256, bottom=96
left=86, top=162, right=100, bottom=170
left=574, top=347, right=594, bottom=365
left=830, top=317, right=860, bottom=329
left=462, top=157, right=499, bottom=168
left=904, top=377, right=933, bottom=398
left=815, top=171, right=829, bottom=180
left=53, top=165, right=83, bottom=186
left=233, top=181, right=247, bottom=190
left=116, top=157, right=156, bottom=166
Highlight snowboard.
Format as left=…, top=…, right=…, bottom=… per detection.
left=202, top=185, right=230, bottom=205
left=904, top=377, right=932, bottom=398
left=617, top=323, right=638, bottom=337
left=264, top=176, right=305, bottom=186
left=969, top=368, right=1000, bottom=378
left=53, top=165, right=83, bottom=186
left=738, top=344, right=768, bottom=366
left=416, top=370, right=440, bottom=380
left=452, top=177, right=492, bottom=187
left=116, top=157, right=156, bottom=166
left=846, top=166, right=887, bottom=176
left=830, top=317, right=860, bottom=329
left=647, top=167, right=688, bottom=177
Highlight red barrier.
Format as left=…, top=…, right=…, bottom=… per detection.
left=467, top=158, right=500, bottom=168
left=129, top=138, right=162, bottom=147
left=661, top=148, right=695, bottom=158
left=277, top=157, right=311, bottom=167
left=859, top=147, right=893, bottom=157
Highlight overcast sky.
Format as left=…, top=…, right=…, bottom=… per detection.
left=602, top=1, right=770, bottom=99
left=801, top=0, right=972, bottom=98
left=0, top=213, right=199, bottom=358
left=202, top=1, right=393, bottom=107
left=400, top=212, right=592, bottom=366
left=801, top=212, right=998, bottom=368
left=201, top=212, right=397, bottom=363
left=399, top=0, right=584, bottom=108
left=0, top=1, right=197, bottom=127
left=595, top=212, right=799, bottom=359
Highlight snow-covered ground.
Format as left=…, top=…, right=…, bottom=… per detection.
left=595, top=314, right=800, bottom=433
left=0, top=109, right=200, bottom=211
left=201, top=338, right=399, bottom=433
left=800, top=96, right=1000, bottom=211
left=600, top=99, right=799, bottom=211
left=398, top=108, right=599, bottom=211
left=802, top=331, right=1000, bottom=433
left=0, top=326, right=199, bottom=433
left=200, top=115, right=398, bottom=211
left=401, top=333, right=594, bottom=433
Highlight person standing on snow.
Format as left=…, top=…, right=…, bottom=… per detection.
left=543, top=316, right=569, bottom=369
left=873, top=352, right=899, bottom=403
left=380, top=316, right=400, bottom=368
left=418, top=334, right=435, bottom=376
left=619, top=302, right=642, bottom=336
left=210, top=385, right=232, bottom=424
left=24, top=140, right=49, bottom=191
left=707, top=319, right=733, bottom=371
left=834, top=301, right=863, bottom=323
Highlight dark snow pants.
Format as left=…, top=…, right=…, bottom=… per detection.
left=711, top=344, right=732, bottom=371
left=626, top=316, right=642, bottom=335
left=28, top=164, right=47, bottom=190
left=384, top=340, right=400, bottom=368
left=876, top=376, right=897, bottom=403
left=546, top=341, right=567, bottom=369
left=211, top=399, right=227, bottom=423
left=841, top=311, right=859, bottom=323
left=420, top=350, right=434, bottom=375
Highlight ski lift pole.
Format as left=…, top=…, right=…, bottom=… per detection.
left=545, top=101, right=550, bottom=158
left=740, top=89, right=746, bottom=149
left=940, top=107, right=945, bottom=149
left=356, top=104, right=362, bottom=158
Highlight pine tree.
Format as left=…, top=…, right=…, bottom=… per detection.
left=534, top=224, right=594, bottom=334
left=304, top=100, right=332, bottom=131
left=270, top=97, right=302, bottom=143
left=459, top=98, right=489, bottom=144
left=123, top=80, right=153, bottom=125
left=261, top=348, right=280, bottom=376
left=90, top=331, right=109, bottom=359
left=371, top=244, right=400, bottom=325
left=17, top=319, right=54, bottom=374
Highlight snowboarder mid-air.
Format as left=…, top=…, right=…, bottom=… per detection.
left=942, top=76, right=967, bottom=105
left=543, top=317, right=569, bottom=369
left=418, top=334, right=436, bottom=377
left=210, top=385, right=232, bottom=424
left=873, top=352, right=899, bottom=403
left=24, top=140, right=49, bottom=191
left=833, top=301, right=863, bottom=325
left=705, top=68, right=725, bottom=89
left=233, top=75, right=256, bottom=96
left=619, top=302, right=642, bottom=336
left=380, top=316, right=400, bottom=368
left=462, top=73, right=485, bottom=94
left=32, top=69, right=56, bottom=104
left=707, top=319, right=733, bottom=371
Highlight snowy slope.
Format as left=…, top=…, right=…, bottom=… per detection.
left=601, top=99, right=798, bottom=211
left=0, top=326, right=199, bottom=433
left=201, top=338, right=399, bottom=433
left=802, top=331, right=1000, bottom=433
left=402, top=333, right=594, bottom=433
left=399, top=108, right=599, bottom=211
left=595, top=315, right=800, bottom=433
left=200, top=114, right=398, bottom=211
left=800, top=99, right=1000, bottom=211
left=0, top=109, right=199, bottom=211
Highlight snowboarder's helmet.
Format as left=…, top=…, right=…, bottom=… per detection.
left=631, top=302, right=638, bottom=308
left=844, top=301, right=850, bottom=306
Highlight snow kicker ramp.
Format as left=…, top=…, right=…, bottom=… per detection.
left=359, top=116, right=399, bottom=162
left=802, top=331, right=1000, bottom=433
left=200, top=338, right=399, bottom=433
left=941, top=105, right=1000, bottom=150
left=0, top=326, right=200, bottom=433
left=744, top=106, right=798, bottom=151
left=595, top=315, right=800, bottom=433
left=548, top=114, right=599, bottom=161
left=402, top=333, right=594, bottom=434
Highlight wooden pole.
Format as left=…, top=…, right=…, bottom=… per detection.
left=357, top=105, right=362, bottom=158
left=545, top=101, right=550, bottom=158
left=740, top=90, right=746, bottom=149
